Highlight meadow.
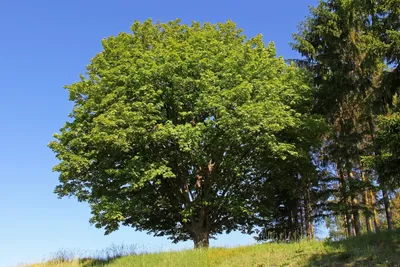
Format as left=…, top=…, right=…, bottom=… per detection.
left=27, top=229, right=400, bottom=267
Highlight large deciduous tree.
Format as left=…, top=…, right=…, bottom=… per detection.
left=50, top=19, right=321, bottom=248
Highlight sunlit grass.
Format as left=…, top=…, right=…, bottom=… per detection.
left=26, top=229, right=400, bottom=267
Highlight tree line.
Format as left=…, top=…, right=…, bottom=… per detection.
left=49, top=0, right=400, bottom=248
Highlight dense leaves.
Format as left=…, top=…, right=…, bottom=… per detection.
left=293, top=0, right=400, bottom=237
left=49, top=20, right=323, bottom=247
left=50, top=1, right=400, bottom=246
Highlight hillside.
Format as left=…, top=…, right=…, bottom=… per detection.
left=27, top=229, right=400, bottom=267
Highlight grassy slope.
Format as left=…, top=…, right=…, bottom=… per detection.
left=28, top=229, right=400, bottom=267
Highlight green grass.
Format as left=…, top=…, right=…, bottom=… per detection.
left=27, top=229, right=400, bottom=267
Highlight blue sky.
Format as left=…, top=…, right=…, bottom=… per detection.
left=0, top=0, right=318, bottom=266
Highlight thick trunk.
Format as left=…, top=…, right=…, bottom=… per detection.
left=191, top=208, right=210, bottom=249
left=382, top=187, right=393, bottom=230
left=193, top=229, right=210, bottom=249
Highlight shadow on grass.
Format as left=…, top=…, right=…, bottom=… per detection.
left=78, top=257, right=119, bottom=267
left=44, top=244, right=140, bottom=267
left=307, top=229, right=400, bottom=266
left=77, top=258, right=108, bottom=267
left=42, top=257, right=119, bottom=267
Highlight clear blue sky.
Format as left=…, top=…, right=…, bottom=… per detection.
left=0, top=1, right=318, bottom=266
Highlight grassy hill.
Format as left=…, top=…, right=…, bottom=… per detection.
left=27, top=229, right=400, bottom=267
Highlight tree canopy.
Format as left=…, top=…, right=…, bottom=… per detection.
left=50, top=0, right=400, bottom=247
left=49, top=19, right=323, bottom=247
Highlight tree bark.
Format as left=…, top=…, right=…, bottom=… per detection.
left=300, top=202, right=305, bottom=237
left=338, top=167, right=352, bottom=237
left=365, top=209, right=373, bottom=233
left=304, top=200, right=311, bottom=239
left=344, top=214, right=352, bottom=237
left=382, top=187, right=393, bottom=230
left=361, top=170, right=373, bottom=233
left=191, top=208, right=210, bottom=249
left=348, top=169, right=361, bottom=236
left=304, top=189, right=313, bottom=240
left=366, top=110, right=380, bottom=232
left=371, top=190, right=379, bottom=232
left=193, top=228, right=210, bottom=248
left=311, top=222, right=315, bottom=240
left=351, top=198, right=361, bottom=236
left=289, top=200, right=299, bottom=240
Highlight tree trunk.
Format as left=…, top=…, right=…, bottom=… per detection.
left=193, top=228, right=210, bottom=248
left=371, top=190, right=379, bottom=232
left=290, top=200, right=299, bottom=240
left=304, top=189, right=313, bottom=240
left=311, top=223, right=315, bottom=239
left=382, top=187, right=393, bottom=230
left=361, top=171, right=372, bottom=233
left=350, top=213, right=356, bottom=236
left=344, top=213, right=352, bottom=237
left=365, top=210, right=372, bottom=233
left=304, top=201, right=311, bottom=240
left=338, top=167, right=352, bottom=237
left=347, top=169, right=361, bottom=236
left=352, top=198, right=361, bottom=236
left=300, top=202, right=305, bottom=237
left=366, top=111, right=380, bottom=232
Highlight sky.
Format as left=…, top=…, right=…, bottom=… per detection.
left=0, top=0, right=318, bottom=266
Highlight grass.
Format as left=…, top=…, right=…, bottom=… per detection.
left=26, top=229, right=400, bottom=267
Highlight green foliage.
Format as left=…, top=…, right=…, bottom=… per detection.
left=292, top=0, right=387, bottom=118
left=293, top=0, right=400, bottom=236
left=48, top=1, right=400, bottom=248
left=49, top=19, right=322, bottom=246
left=374, top=112, right=400, bottom=188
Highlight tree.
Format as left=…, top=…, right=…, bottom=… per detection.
left=293, top=0, right=400, bottom=235
left=292, top=0, right=395, bottom=234
left=255, top=124, right=326, bottom=242
left=49, top=19, right=320, bottom=248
